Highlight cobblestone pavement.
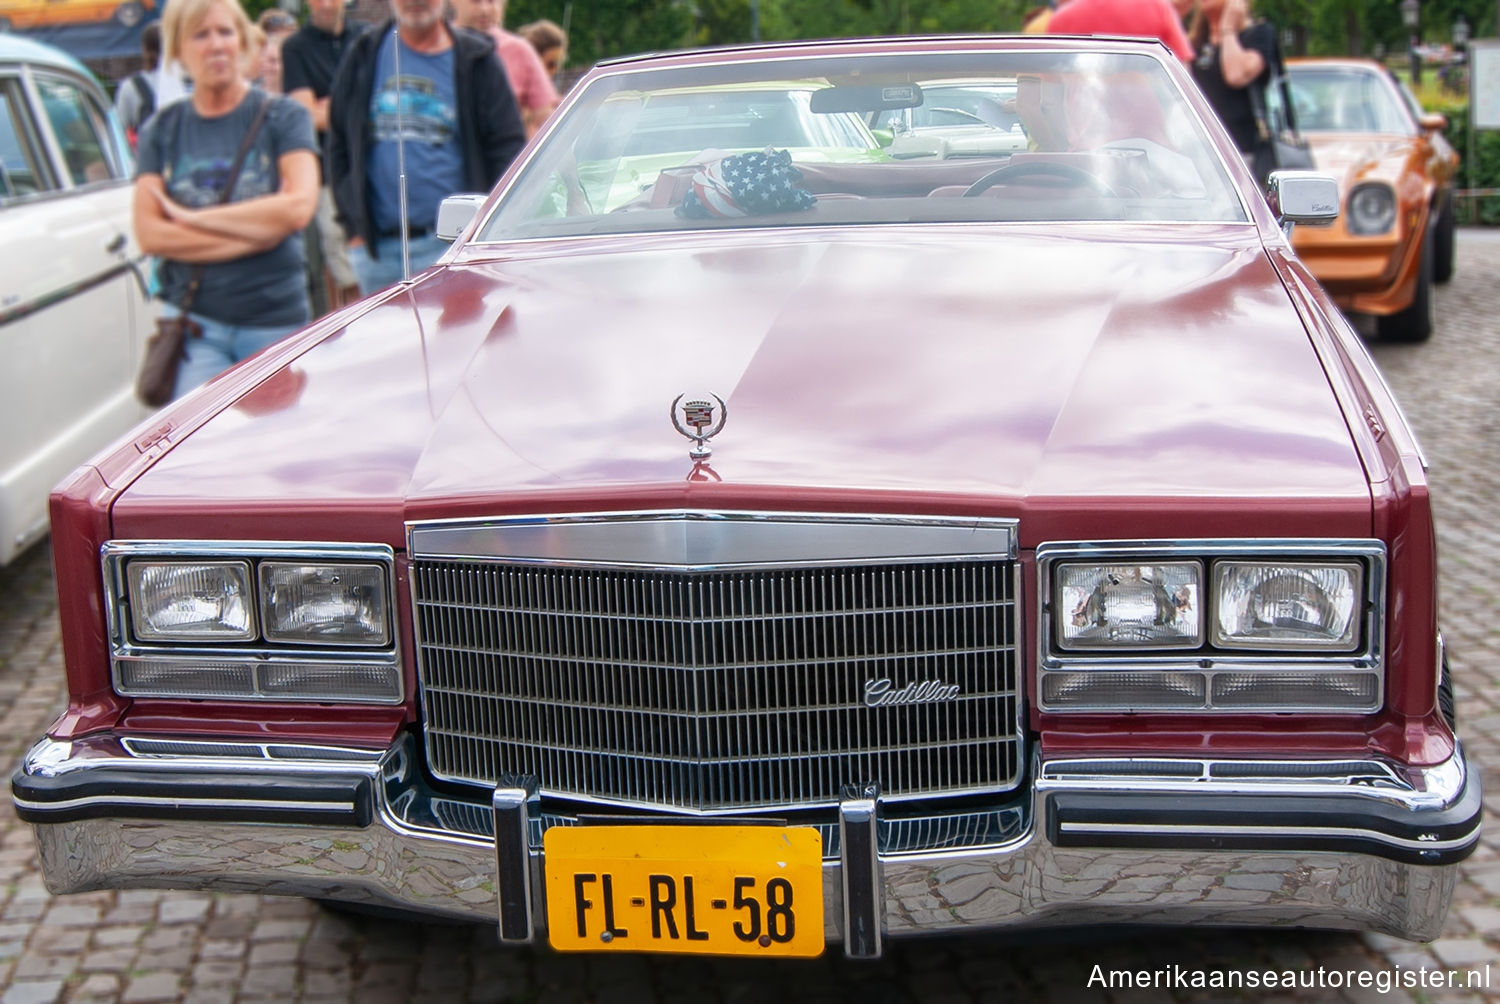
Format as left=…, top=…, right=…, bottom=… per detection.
left=1, top=234, right=1499, bottom=1003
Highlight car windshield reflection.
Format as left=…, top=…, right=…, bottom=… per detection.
left=1283, top=67, right=1415, bottom=135
left=478, top=50, right=1247, bottom=241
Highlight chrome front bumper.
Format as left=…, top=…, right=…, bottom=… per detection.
left=14, top=734, right=1480, bottom=955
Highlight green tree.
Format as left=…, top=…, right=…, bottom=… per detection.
left=773, top=0, right=1028, bottom=39
left=504, top=0, right=695, bottom=67
left=507, top=0, right=1499, bottom=66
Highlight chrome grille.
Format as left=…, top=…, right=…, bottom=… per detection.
left=412, top=554, right=1020, bottom=812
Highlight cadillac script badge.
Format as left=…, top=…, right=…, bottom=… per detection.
left=670, top=393, right=727, bottom=461
left=863, top=678, right=961, bottom=707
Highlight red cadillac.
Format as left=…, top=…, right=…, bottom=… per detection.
left=13, top=35, right=1478, bottom=960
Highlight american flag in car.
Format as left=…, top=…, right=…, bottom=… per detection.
left=677, top=148, right=816, bottom=219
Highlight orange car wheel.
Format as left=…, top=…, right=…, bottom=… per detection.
left=1433, top=192, right=1455, bottom=284
left=1377, top=230, right=1434, bottom=342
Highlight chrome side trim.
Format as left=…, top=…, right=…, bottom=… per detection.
left=1057, top=821, right=1476, bottom=854
left=0, top=259, right=147, bottom=328
left=25, top=737, right=1467, bottom=844
left=120, top=738, right=384, bottom=762
left=13, top=793, right=351, bottom=814
left=408, top=510, right=1018, bottom=569
left=1038, top=753, right=1466, bottom=811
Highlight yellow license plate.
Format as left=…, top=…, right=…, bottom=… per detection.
left=543, top=825, right=824, bottom=958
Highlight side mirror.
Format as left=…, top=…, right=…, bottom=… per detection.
left=1267, top=170, right=1339, bottom=231
left=1418, top=111, right=1448, bottom=132
left=436, top=194, right=489, bottom=242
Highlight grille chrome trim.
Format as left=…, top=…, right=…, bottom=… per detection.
left=409, top=512, right=1022, bottom=813
left=422, top=796, right=1033, bottom=859
left=408, top=510, right=1017, bottom=570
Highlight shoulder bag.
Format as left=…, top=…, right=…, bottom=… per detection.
left=1247, top=29, right=1315, bottom=184
left=136, top=95, right=272, bottom=407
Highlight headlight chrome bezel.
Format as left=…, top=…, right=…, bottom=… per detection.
left=1038, top=540, right=1385, bottom=715
left=1053, top=560, right=1204, bottom=651
left=1210, top=559, right=1364, bottom=651
left=102, top=541, right=402, bottom=705
left=124, top=559, right=258, bottom=642
left=257, top=560, right=392, bottom=647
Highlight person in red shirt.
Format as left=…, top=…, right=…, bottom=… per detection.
left=450, top=0, right=559, bottom=137
left=1047, top=0, right=1194, bottom=62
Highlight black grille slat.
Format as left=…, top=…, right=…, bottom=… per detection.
left=414, top=559, right=1020, bottom=811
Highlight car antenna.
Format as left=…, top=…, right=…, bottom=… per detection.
left=392, top=23, right=411, bottom=283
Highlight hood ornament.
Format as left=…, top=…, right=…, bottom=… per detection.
left=670, top=393, right=727, bottom=461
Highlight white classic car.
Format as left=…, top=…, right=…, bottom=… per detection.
left=0, top=34, right=149, bottom=565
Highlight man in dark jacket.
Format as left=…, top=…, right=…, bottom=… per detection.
left=327, top=0, right=526, bottom=294
left=283, top=0, right=365, bottom=309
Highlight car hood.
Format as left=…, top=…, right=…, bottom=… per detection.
left=1304, top=134, right=1415, bottom=186
left=113, top=228, right=1370, bottom=534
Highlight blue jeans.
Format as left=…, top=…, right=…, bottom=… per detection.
left=349, top=233, right=449, bottom=295
left=169, top=309, right=305, bottom=401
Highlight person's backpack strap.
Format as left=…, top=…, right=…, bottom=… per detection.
left=132, top=71, right=156, bottom=121
left=1265, top=25, right=1300, bottom=134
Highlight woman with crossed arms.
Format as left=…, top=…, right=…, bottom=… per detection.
left=134, top=0, right=319, bottom=401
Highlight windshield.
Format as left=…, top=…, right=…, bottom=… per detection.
left=478, top=49, right=1247, bottom=242
left=1282, top=67, right=1415, bottom=134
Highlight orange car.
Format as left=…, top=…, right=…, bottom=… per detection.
left=0, top=0, right=152, bottom=31
left=1281, top=58, right=1459, bottom=342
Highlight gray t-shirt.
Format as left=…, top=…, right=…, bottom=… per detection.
left=137, top=90, right=317, bottom=327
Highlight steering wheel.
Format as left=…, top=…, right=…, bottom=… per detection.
left=963, top=160, right=1121, bottom=198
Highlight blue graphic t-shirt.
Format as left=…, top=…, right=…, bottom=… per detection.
left=136, top=91, right=316, bottom=327
left=368, top=33, right=463, bottom=234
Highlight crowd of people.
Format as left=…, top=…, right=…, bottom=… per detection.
left=1027, top=0, right=1286, bottom=179
left=118, top=0, right=566, bottom=402
left=121, top=0, right=1281, bottom=405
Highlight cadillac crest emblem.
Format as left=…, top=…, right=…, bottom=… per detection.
left=670, top=393, right=727, bottom=461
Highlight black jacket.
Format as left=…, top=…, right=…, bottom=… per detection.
left=326, top=21, right=526, bottom=257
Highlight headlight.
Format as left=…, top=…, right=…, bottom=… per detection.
left=1038, top=541, right=1383, bottom=714
left=127, top=561, right=255, bottom=642
left=1055, top=562, right=1201, bottom=650
left=1212, top=561, right=1361, bottom=650
left=1346, top=183, right=1396, bottom=235
left=259, top=562, right=390, bottom=646
left=106, top=543, right=402, bottom=705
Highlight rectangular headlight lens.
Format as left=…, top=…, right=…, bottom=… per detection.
left=1042, top=670, right=1207, bottom=709
left=259, top=662, right=402, bottom=701
left=1212, top=561, right=1361, bottom=650
left=117, top=658, right=256, bottom=697
left=127, top=561, right=255, bottom=642
left=1055, top=561, right=1202, bottom=650
left=1211, top=671, right=1379, bottom=710
left=259, top=562, right=390, bottom=646
left=115, top=658, right=401, bottom=702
